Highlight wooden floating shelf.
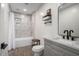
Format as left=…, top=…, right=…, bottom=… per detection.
left=43, top=16, right=51, bottom=21
left=43, top=14, right=51, bottom=18
left=44, top=20, right=52, bottom=24
left=42, top=8, right=52, bottom=24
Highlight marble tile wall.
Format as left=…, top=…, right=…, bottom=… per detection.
left=14, top=13, right=32, bottom=38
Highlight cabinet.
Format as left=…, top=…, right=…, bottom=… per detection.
left=44, top=39, right=79, bottom=56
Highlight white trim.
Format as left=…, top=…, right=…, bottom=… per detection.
left=15, top=37, right=33, bottom=41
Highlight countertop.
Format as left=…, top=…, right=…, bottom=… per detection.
left=45, top=38, right=79, bottom=50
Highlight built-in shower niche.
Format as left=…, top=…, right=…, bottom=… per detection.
left=58, top=3, right=79, bottom=38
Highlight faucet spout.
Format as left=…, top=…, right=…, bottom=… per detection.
left=63, top=30, right=69, bottom=39
left=69, top=30, right=74, bottom=41
left=69, top=30, right=74, bottom=37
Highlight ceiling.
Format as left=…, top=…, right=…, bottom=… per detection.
left=9, top=3, right=44, bottom=15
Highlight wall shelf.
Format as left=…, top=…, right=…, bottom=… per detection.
left=42, top=9, right=52, bottom=24
left=43, top=16, right=51, bottom=21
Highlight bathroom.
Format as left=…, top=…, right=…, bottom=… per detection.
left=0, top=2, right=79, bottom=56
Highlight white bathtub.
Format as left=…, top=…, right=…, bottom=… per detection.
left=14, top=37, right=33, bottom=48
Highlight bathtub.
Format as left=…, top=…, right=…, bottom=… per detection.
left=14, top=37, right=33, bottom=48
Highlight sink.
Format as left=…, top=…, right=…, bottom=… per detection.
left=58, top=39, right=75, bottom=45
left=51, top=38, right=79, bottom=50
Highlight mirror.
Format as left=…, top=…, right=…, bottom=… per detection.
left=58, top=3, right=79, bottom=37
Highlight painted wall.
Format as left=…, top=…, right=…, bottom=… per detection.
left=0, top=3, right=1, bottom=54
left=32, top=3, right=79, bottom=46
left=0, top=4, right=1, bottom=45
left=0, top=3, right=10, bottom=54
left=0, top=3, right=9, bottom=46
left=32, top=3, right=61, bottom=45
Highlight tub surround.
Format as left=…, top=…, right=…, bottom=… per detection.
left=14, top=13, right=32, bottom=38
left=44, top=38, right=79, bottom=56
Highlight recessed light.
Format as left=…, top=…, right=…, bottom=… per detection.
left=1, top=3, right=5, bottom=8
left=23, top=9, right=27, bottom=11
left=40, top=12, right=44, bottom=16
